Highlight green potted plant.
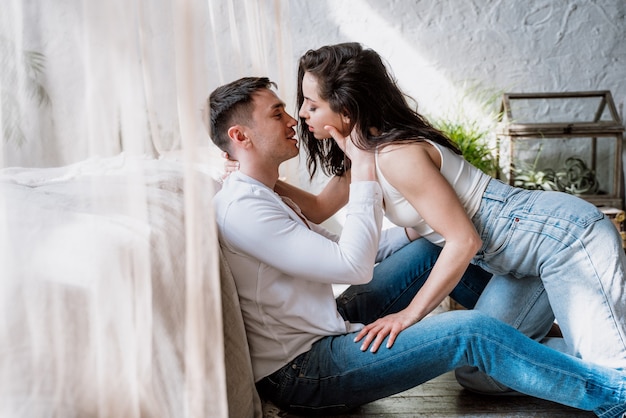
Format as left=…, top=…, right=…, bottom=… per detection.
left=433, top=118, right=498, bottom=177
left=512, top=144, right=599, bottom=194
left=429, top=83, right=502, bottom=178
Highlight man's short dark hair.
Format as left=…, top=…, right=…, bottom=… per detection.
left=204, top=77, right=276, bottom=152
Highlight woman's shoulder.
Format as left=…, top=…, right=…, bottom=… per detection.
left=377, top=137, right=430, bottom=152
left=377, top=138, right=438, bottom=165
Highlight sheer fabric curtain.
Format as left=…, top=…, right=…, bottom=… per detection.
left=0, top=0, right=291, bottom=416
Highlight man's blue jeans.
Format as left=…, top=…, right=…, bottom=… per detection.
left=336, top=236, right=491, bottom=320
left=256, top=239, right=626, bottom=417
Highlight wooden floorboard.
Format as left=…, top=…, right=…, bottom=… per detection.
left=262, top=371, right=595, bottom=417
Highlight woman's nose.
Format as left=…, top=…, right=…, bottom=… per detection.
left=298, top=103, right=307, bottom=119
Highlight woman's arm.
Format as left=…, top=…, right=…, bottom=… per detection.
left=274, top=174, right=349, bottom=224
left=221, top=152, right=349, bottom=224
left=355, top=142, right=482, bottom=352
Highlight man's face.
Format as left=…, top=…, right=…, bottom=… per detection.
left=247, top=89, right=299, bottom=164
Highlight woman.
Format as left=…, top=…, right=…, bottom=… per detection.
left=296, top=42, right=626, bottom=370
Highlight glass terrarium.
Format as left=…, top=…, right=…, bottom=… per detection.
left=497, top=91, right=624, bottom=209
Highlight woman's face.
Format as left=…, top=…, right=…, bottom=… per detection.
left=298, top=72, right=348, bottom=140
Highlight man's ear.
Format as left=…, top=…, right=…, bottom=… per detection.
left=227, top=125, right=251, bottom=149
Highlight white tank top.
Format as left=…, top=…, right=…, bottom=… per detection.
left=375, top=139, right=491, bottom=245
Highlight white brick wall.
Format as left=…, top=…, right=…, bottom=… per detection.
left=5, top=0, right=625, bottom=189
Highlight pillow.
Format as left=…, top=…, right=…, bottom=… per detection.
left=220, top=247, right=263, bottom=418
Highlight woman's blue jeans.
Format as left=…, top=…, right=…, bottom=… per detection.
left=471, top=179, right=626, bottom=369
left=256, top=239, right=626, bottom=417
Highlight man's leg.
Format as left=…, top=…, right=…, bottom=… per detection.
left=335, top=239, right=568, bottom=396
left=336, top=238, right=492, bottom=324
left=256, top=311, right=625, bottom=416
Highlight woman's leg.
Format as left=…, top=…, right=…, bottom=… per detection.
left=472, top=274, right=555, bottom=339
left=540, top=212, right=626, bottom=369
left=336, top=238, right=492, bottom=324
left=256, top=310, right=626, bottom=417
left=473, top=180, right=626, bottom=369
left=455, top=274, right=559, bottom=394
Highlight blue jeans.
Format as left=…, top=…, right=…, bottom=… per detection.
left=256, top=240, right=626, bottom=417
left=455, top=274, right=563, bottom=394
left=471, top=179, right=626, bottom=369
left=336, top=237, right=491, bottom=320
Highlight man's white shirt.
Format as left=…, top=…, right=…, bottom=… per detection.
left=214, top=171, right=410, bottom=380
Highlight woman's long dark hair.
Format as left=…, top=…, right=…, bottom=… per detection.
left=297, top=42, right=460, bottom=179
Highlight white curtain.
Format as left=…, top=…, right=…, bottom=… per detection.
left=0, top=0, right=292, bottom=417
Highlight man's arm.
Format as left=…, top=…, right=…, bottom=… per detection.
left=219, top=183, right=382, bottom=285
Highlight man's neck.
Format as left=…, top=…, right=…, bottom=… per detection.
left=239, top=164, right=280, bottom=190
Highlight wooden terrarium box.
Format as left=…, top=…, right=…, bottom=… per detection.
left=496, top=91, right=624, bottom=210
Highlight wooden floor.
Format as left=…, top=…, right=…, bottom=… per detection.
left=262, top=371, right=594, bottom=418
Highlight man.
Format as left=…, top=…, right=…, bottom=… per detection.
left=206, top=76, right=625, bottom=417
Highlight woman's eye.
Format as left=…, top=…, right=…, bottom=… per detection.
left=308, top=108, right=316, bottom=112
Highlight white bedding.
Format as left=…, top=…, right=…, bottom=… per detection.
left=0, top=154, right=249, bottom=417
